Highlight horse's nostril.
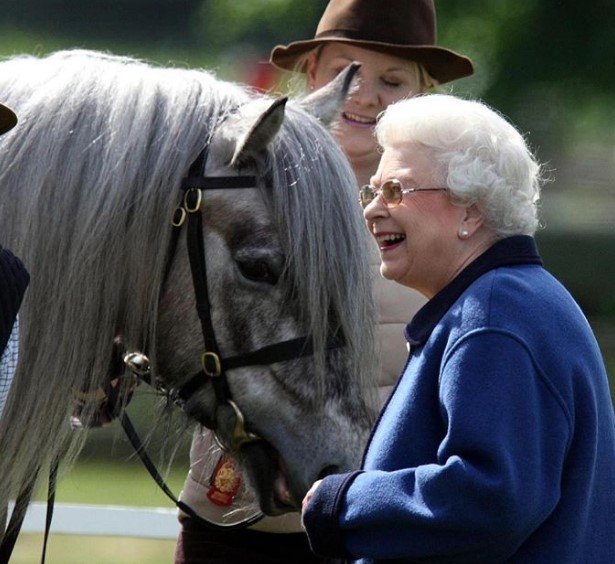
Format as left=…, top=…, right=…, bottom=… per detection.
left=318, top=465, right=340, bottom=480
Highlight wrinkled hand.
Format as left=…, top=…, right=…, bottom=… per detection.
left=301, top=479, right=323, bottom=527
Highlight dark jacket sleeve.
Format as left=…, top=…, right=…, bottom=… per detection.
left=0, top=245, right=30, bottom=352
left=302, top=470, right=363, bottom=559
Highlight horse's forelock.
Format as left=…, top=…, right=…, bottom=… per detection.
left=1, top=50, right=250, bottom=336
left=265, top=104, right=377, bottom=398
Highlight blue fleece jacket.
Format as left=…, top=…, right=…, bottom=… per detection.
left=303, top=236, right=615, bottom=563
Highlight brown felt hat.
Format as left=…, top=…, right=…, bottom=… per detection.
left=270, top=0, right=473, bottom=84
left=0, top=103, right=17, bottom=135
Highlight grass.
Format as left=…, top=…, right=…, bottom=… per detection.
left=12, top=535, right=177, bottom=564
left=11, top=446, right=190, bottom=563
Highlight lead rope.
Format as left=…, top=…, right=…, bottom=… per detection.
left=0, top=458, right=57, bottom=564
left=0, top=478, right=35, bottom=564
left=40, top=461, right=58, bottom=563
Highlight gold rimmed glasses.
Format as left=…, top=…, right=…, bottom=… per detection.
left=359, top=178, right=447, bottom=209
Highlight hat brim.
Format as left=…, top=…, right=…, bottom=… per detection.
left=0, top=103, right=17, bottom=135
left=270, top=38, right=474, bottom=85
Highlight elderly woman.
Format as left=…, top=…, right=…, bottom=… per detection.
left=301, top=94, right=615, bottom=563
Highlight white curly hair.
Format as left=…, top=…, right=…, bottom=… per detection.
left=375, top=94, right=544, bottom=237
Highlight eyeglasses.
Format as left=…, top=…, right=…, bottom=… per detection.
left=359, top=179, right=447, bottom=209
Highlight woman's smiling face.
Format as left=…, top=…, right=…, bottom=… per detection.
left=364, top=142, right=465, bottom=298
left=306, top=43, right=424, bottom=167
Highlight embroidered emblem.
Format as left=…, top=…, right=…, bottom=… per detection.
left=207, top=453, right=242, bottom=506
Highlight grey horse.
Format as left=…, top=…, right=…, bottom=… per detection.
left=0, top=49, right=377, bottom=538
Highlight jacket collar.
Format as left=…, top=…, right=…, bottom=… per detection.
left=405, top=235, right=543, bottom=346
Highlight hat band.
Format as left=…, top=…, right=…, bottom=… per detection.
left=314, top=28, right=435, bottom=48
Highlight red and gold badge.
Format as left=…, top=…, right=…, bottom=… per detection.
left=207, top=453, right=242, bottom=506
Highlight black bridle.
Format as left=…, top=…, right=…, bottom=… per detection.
left=169, top=148, right=337, bottom=451
left=122, top=146, right=342, bottom=531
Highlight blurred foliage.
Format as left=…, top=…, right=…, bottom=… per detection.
left=537, top=231, right=615, bottom=319
left=1, top=0, right=201, bottom=45
left=197, top=0, right=328, bottom=51
left=437, top=0, right=615, bottom=152
left=1, top=0, right=613, bottom=154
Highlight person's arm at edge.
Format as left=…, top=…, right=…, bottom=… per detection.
left=302, top=470, right=364, bottom=559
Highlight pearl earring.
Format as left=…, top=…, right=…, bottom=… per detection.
left=459, top=229, right=469, bottom=239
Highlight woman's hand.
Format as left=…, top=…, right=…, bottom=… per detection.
left=301, top=479, right=323, bottom=526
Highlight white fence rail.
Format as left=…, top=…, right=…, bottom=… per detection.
left=9, top=501, right=180, bottom=540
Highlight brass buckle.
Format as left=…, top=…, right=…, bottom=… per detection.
left=201, top=351, right=222, bottom=378
left=123, top=351, right=151, bottom=377
left=171, top=206, right=186, bottom=227
left=183, top=188, right=202, bottom=213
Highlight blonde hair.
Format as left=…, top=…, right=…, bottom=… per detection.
left=286, top=44, right=436, bottom=94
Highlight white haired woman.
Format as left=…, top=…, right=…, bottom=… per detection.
left=301, top=94, right=615, bottom=563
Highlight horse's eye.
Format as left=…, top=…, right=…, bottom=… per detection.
left=237, top=259, right=278, bottom=285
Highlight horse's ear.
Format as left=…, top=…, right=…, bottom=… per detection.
left=227, top=63, right=358, bottom=167
left=297, top=62, right=360, bottom=126
left=230, top=97, right=288, bottom=167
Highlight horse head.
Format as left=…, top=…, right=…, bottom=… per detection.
left=156, top=64, right=377, bottom=514
left=0, top=51, right=376, bottom=522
